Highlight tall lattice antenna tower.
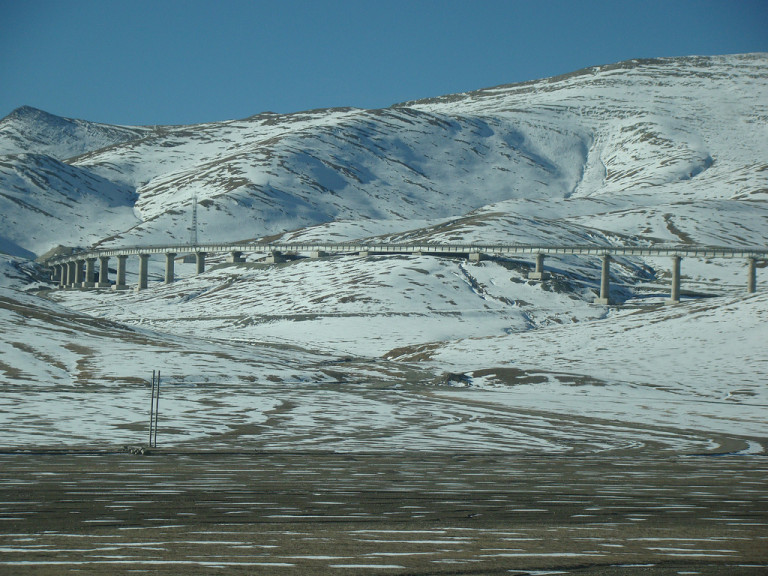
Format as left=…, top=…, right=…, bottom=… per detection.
left=190, top=193, right=198, bottom=246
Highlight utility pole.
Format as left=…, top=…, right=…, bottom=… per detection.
left=190, top=194, right=198, bottom=246
left=148, top=370, right=161, bottom=448
left=154, top=370, right=160, bottom=448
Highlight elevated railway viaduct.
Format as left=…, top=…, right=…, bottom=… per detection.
left=46, top=242, right=767, bottom=305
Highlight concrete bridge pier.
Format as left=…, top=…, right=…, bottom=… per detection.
left=310, top=251, right=328, bottom=259
left=56, top=264, right=66, bottom=288
left=81, top=258, right=96, bottom=288
left=113, top=255, right=129, bottom=290
left=73, top=259, right=85, bottom=287
left=65, top=262, right=75, bottom=288
left=266, top=251, right=286, bottom=263
left=165, top=253, right=176, bottom=284
left=65, top=261, right=74, bottom=287
left=666, top=256, right=682, bottom=304
left=528, top=253, right=551, bottom=281
left=195, top=252, right=206, bottom=274
left=226, top=251, right=245, bottom=263
left=136, top=254, right=150, bottom=291
left=50, top=264, right=61, bottom=286
left=468, top=252, right=484, bottom=262
left=747, top=257, right=757, bottom=294
left=98, top=256, right=111, bottom=287
left=594, top=254, right=611, bottom=305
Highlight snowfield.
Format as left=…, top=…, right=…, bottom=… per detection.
left=0, top=54, right=767, bottom=455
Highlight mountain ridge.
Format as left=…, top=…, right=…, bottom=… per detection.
left=0, top=105, right=155, bottom=161
left=1, top=53, right=766, bottom=257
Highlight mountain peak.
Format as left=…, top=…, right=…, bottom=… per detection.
left=4, top=105, right=46, bottom=119
left=1, top=105, right=75, bottom=131
left=0, top=105, right=150, bottom=161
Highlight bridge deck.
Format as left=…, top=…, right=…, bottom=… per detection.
left=45, top=242, right=768, bottom=265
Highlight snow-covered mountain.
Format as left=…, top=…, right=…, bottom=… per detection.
left=1, top=54, right=767, bottom=453
left=1, top=53, right=766, bottom=256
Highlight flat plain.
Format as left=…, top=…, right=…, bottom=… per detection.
left=1, top=450, right=766, bottom=575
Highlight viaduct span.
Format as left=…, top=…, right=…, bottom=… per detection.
left=46, top=242, right=768, bottom=305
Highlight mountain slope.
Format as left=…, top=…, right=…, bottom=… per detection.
left=2, top=54, right=765, bottom=256
left=411, top=54, right=768, bottom=198
left=0, top=153, right=137, bottom=256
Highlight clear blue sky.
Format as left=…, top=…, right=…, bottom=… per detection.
left=2, top=0, right=766, bottom=126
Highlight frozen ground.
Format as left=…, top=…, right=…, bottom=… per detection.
left=1, top=249, right=765, bottom=456
left=1, top=452, right=766, bottom=575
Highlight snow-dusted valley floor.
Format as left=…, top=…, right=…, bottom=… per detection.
left=2, top=251, right=765, bottom=456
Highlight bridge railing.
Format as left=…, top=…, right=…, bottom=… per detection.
left=44, top=241, right=768, bottom=265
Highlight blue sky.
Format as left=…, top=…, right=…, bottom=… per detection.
left=2, top=0, right=766, bottom=126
